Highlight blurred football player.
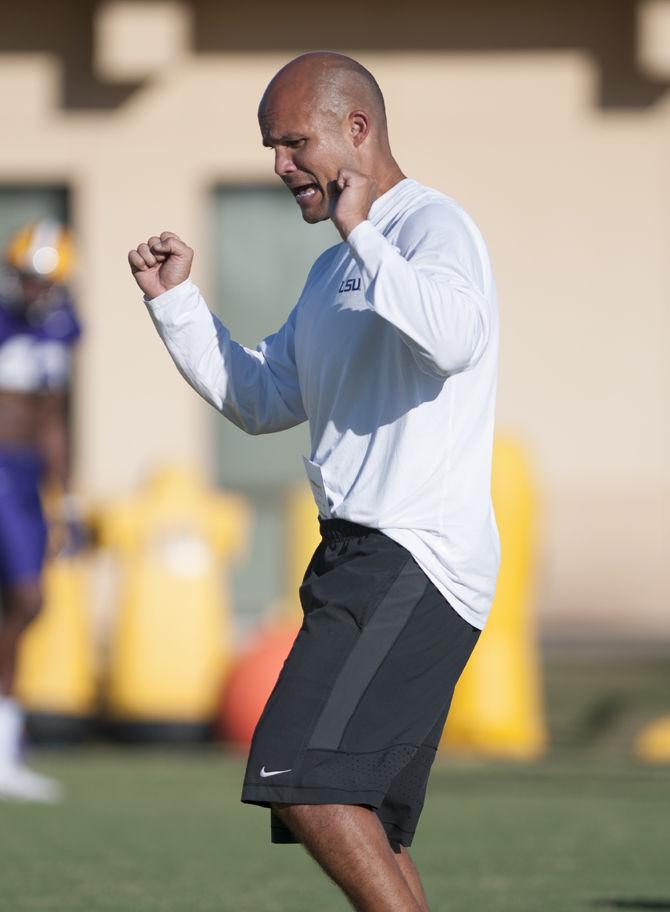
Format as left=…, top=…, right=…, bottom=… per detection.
left=0, top=219, right=81, bottom=802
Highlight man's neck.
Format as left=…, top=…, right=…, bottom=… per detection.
left=373, top=160, right=406, bottom=199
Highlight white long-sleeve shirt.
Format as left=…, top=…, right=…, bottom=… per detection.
left=145, top=177, right=500, bottom=628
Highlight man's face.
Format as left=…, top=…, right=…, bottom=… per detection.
left=18, top=273, right=53, bottom=310
left=259, top=89, right=355, bottom=224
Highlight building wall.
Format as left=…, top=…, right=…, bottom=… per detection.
left=0, top=2, right=667, bottom=638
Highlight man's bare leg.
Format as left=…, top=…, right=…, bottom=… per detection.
left=0, top=581, right=42, bottom=694
left=272, top=802, right=424, bottom=912
left=395, top=845, right=430, bottom=912
left=0, top=580, right=62, bottom=803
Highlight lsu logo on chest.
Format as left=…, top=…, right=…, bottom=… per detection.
left=338, top=277, right=361, bottom=294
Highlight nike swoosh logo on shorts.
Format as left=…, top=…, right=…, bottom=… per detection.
left=260, top=766, right=292, bottom=778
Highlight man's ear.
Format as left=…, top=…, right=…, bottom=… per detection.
left=349, top=111, right=370, bottom=147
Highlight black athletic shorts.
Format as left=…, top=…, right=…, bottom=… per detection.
left=240, top=518, right=481, bottom=852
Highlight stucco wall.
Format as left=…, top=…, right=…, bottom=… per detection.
left=1, top=2, right=667, bottom=638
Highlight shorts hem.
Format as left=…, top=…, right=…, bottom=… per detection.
left=241, top=784, right=386, bottom=809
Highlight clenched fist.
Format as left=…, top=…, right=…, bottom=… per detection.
left=329, top=168, right=378, bottom=240
left=128, top=231, right=194, bottom=300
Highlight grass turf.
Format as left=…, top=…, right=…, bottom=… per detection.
left=1, top=748, right=669, bottom=911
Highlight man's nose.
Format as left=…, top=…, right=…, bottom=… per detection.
left=274, top=148, right=297, bottom=177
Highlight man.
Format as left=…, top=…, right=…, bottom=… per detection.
left=130, top=51, right=499, bottom=912
left=0, top=218, right=80, bottom=802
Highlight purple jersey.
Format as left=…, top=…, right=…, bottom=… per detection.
left=0, top=288, right=81, bottom=393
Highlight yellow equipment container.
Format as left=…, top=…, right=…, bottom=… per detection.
left=442, top=435, right=547, bottom=759
left=15, top=552, right=97, bottom=741
left=284, top=483, right=321, bottom=620
left=98, top=464, right=249, bottom=740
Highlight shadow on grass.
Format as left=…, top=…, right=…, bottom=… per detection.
left=592, top=901, right=670, bottom=910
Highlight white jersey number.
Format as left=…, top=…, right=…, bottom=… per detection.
left=0, top=335, right=71, bottom=392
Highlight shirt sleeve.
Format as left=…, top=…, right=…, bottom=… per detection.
left=346, top=202, right=492, bottom=378
left=145, top=278, right=307, bottom=435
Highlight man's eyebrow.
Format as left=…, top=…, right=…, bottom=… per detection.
left=262, top=134, right=304, bottom=147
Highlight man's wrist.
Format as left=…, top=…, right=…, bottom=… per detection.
left=336, top=215, right=367, bottom=241
left=144, top=276, right=193, bottom=306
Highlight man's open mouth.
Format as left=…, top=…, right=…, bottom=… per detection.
left=291, top=183, right=319, bottom=203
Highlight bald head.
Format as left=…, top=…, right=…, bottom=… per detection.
left=258, top=52, right=402, bottom=224
left=259, top=51, right=387, bottom=135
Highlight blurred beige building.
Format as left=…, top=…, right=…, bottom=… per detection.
left=1, top=0, right=668, bottom=641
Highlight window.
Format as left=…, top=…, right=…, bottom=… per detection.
left=211, top=186, right=338, bottom=625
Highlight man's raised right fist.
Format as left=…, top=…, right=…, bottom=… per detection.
left=128, top=231, right=194, bottom=300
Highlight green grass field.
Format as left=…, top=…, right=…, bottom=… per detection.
left=2, top=747, right=669, bottom=912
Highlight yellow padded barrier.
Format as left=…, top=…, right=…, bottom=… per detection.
left=442, top=436, right=547, bottom=759
left=15, top=554, right=97, bottom=718
left=284, top=483, right=321, bottom=620
left=634, top=715, right=670, bottom=763
left=98, top=465, right=249, bottom=724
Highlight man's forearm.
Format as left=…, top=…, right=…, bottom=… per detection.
left=146, top=279, right=306, bottom=434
